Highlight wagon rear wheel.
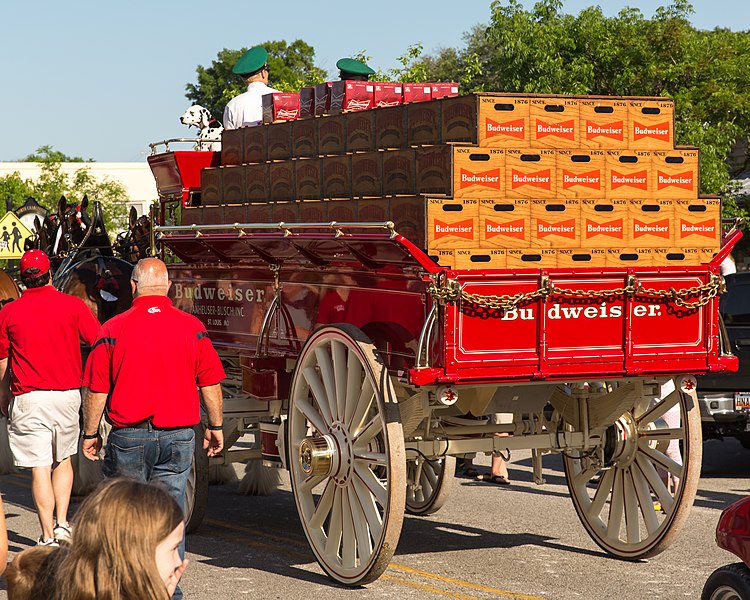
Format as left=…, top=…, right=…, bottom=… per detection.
left=563, top=377, right=701, bottom=559
left=288, top=324, right=406, bottom=586
left=406, top=455, right=455, bottom=516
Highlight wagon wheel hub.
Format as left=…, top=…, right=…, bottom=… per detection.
left=602, top=413, right=638, bottom=467
left=299, top=422, right=353, bottom=485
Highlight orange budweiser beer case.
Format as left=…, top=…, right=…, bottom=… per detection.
left=628, top=98, right=674, bottom=150
left=479, top=198, right=530, bottom=249
left=530, top=198, right=581, bottom=248
left=628, top=198, right=674, bottom=246
left=529, top=97, right=579, bottom=149
left=262, top=93, right=300, bottom=124
left=453, top=147, right=505, bottom=199
left=652, top=147, right=699, bottom=199
left=580, top=199, right=628, bottom=248
left=505, top=149, right=555, bottom=199
left=578, top=98, right=628, bottom=149
left=427, top=197, right=479, bottom=249
left=605, top=150, right=652, bottom=199
left=674, top=196, right=721, bottom=249
left=556, top=149, right=605, bottom=198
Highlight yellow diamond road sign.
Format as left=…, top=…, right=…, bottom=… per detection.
left=0, top=212, right=33, bottom=259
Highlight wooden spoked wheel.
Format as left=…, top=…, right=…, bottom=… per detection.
left=563, top=377, right=702, bottom=559
left=288, top=324, right=406, bottom=586
left=405, top=455, right=455, bottom=516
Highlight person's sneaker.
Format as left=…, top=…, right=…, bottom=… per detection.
left=37, top=536, right=59, bottom=547
left=53, top=523, right=72, bottom=544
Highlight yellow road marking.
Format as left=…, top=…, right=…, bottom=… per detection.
left=389, top=564, right=545, bottom=600
left=381, top=574, right=481, bottom=599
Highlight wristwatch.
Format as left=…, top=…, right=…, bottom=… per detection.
left=81, top=431, right=100, bottom=440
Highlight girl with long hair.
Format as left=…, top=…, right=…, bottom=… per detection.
left=54, top=478, right=187, bottom=599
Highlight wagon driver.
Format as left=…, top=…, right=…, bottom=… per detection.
left=0, top=249, right=100, bottom=547
left=81, top=257, right=225, bottom=600
left=223, top=45, right=280, bottom=130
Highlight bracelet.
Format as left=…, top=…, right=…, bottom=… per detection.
left=206, top=423, right=223, bottom=431
left=81, top=432, right=100, bottom=440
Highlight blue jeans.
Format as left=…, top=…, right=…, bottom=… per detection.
left=104, top=426, right=195, bottom=599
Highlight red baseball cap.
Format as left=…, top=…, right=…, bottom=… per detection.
left=20, top=249, right=51, bottom=278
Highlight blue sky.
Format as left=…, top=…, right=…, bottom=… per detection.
left=1, top=0, right=747, bottom=163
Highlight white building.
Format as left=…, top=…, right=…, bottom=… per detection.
left=0, top=162, right=157, bottom=216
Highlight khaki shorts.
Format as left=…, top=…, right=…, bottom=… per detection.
left=8, top=390, right=81, bottom=467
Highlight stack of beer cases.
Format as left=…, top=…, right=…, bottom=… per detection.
left=426, top=93, right=719, bottom=269
left=193, top=90, right=719, bottom=272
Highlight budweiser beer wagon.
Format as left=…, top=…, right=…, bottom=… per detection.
left=147, top=88, right=739, bottom=585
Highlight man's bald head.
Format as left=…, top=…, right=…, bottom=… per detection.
left=131, top=258, right=170, bottom=297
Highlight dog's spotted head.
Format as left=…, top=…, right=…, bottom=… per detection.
left=180, top=105, right=212, bottom=129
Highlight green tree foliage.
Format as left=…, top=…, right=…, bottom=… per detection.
left=185, top=40, right=327, bottom=120
left=0, top=148, right=128, bottom=234
left=411, top=0, right=750, bottom=217
left=20, top=145, right=92, bottom=163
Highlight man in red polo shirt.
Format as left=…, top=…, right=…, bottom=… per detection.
left=81, top=257, right=224, bottom=599
left=0, top=249, right=100, bottom=547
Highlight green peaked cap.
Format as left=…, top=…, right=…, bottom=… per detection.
left=232, top=46, right=268, bottom=76
left=336, top=57, right=375, bottom=78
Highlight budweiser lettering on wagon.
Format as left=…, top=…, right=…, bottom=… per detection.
left=459, top=168, right=502, bottom=190
left=585, top=120, right=624, bottom=140
left=585, top=218, right=624, bottom=239
left=486, top=118, right=525, bottom=139
left=632, top=121, right=671, bottom=141
left=633, top=219, right=671, bottom=238
left=610, top=170, right=648, bottom=190
left=511, top=169, right=551, bottom=190
left=485, top=218, right=526, bottom=240
left=657, top=170, right=694, bottom=191
left=535, top=119, right=575, bottom=140
left=680, top=219, right=716, bottom=238
left=562, top=169, right=601, bottom=190
left=537, top=218, right=576, bottom=239
left=433, top=219, right=474, bottom=240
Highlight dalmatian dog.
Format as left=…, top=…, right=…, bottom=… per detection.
left=180, top=104, right=223, bottom=151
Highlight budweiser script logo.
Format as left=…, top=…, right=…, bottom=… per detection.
left=632, top=121, right=671, bottom=141
left=535, top=119, right=575, bottom=140
left=485, top=218, right=526, bottom=240
left=585, top=218, right=624, bottom=239
left=460, top=168, right=501, bottom=190
left=511, top=169, right=551, bottom=190
left=485, top=117, right=525, bottom=139
left=657, top=170, right=694, bottom=191
left=498, top=301, right=663, bottom=321
left=537, top=218, right=576, bottom=239
left=610, top=170, right=648, bottom=190
left=433, top=219, right=474, bottom=240
left=585, top=120, right=624, bottom=140
left=680, top=218, right=716, bottom=238
left=562, top=169, right=601, bottom=190
left=633, top=218, right=670, bottom=238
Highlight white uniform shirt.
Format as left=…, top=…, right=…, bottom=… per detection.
left=223, top=82, right=280, bottom=130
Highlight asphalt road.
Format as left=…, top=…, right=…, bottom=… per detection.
left=0, top=438, right=746, bottom=599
